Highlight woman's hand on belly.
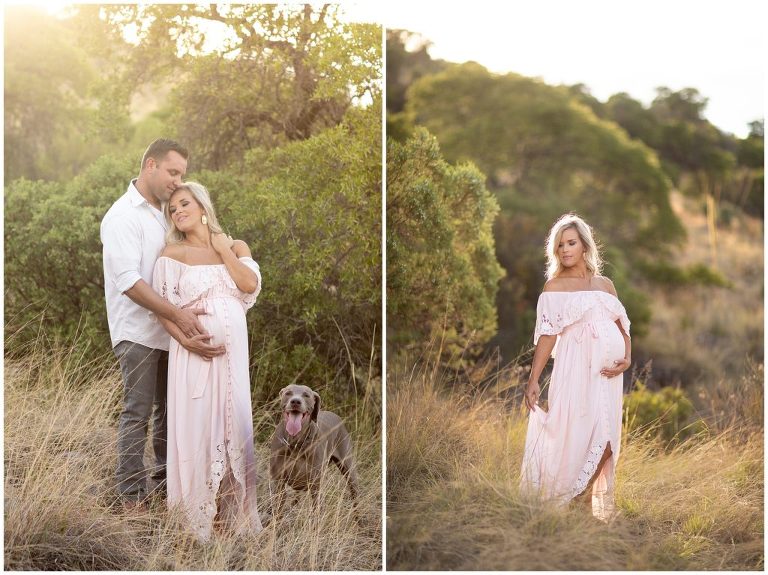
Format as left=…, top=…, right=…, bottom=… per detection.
left=599, top=323, right=628, bottom=377
left=179, top=333, right=226, bottom=360
left=600, top=357, right=630, bottom=378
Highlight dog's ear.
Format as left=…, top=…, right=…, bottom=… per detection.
left=311, top=391, right=321, bottom=422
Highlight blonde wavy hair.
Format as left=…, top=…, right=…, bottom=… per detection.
left=545, top=213, right=602, bottom=280
left=164, top=181, right=224, bottom=245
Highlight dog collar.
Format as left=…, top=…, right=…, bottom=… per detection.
left=282, top=433, right=308, bottom=451
left=281, top=424, right=316, bottom=450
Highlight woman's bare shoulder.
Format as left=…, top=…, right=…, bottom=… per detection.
left=542, top=277, right=567, bottom=292
left=160, top=243, right=185, bottom=261
left=593, top=275, right=617, bottom=295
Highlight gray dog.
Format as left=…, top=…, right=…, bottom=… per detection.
left=269, top=384, right=359, bottom=516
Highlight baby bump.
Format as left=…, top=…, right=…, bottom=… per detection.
left=190, top=297, right=247, bottom=345
left=600, top=322, right=625, bottom=370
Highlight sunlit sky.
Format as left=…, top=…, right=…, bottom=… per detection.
left=381, top=0, right=765, bottom=138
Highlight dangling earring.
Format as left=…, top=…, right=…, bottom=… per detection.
left=202, top=215, right=208, bottom=225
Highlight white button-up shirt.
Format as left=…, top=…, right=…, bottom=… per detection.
left=101, top=179, right=171, bottom=350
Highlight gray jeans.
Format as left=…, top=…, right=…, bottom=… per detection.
left=114, top=340, right=168, bottom=502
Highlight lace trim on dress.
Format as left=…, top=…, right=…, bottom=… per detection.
left=571, top=368, right=614, bottom=503
left=158, top=280, right=181, bottom=299
left=186, top=443, right=227, bottom=541
left=534, top=291, right=630, bottom=344
left=173, top=259, right=260, bottom=311
left=571, top=439, right=607, bottom=499
left=538, top=311, right=564, bottom=337
left=186, top=442, right=249, bottom=541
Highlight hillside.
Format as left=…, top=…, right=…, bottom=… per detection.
left=636, top=191, right=763, bottom=410
left=387, top=192, right=764, bottom=571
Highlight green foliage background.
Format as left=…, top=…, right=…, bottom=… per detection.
left=387, top=129, right=504, bottom=362
left=4, top=5, right=382, bottom=417
left=386, top=29, right=763, bottom=378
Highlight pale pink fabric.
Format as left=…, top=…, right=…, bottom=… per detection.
left=520, top=290, right=630, bottom=521
left=153, top=256, right=263, bottom=541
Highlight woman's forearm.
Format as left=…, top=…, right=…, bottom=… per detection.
left=529, top=334, right=557, bottom=384
left=220, top=249, right=259, bottom=293
left=616, top=320, right=631, bottom=362
left=623, top=333, right=632, bottom=362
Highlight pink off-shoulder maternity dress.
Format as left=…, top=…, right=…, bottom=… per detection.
left=520, top=290, right=630, bottom=521
left=153, top=256, right=264, bottom=541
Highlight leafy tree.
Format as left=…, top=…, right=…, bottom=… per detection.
left=733, top=120, right=764, bottom=218
left=566, top=83, right=606, bottom=120
left=406, top=64, right=682, bottom=245
left=739, top=120, right=764, bottom=167
left=605, top=92, right=662, bottom=150
left=747, top=119, right=764, bottom=138
left=386, top=29, right=450, bottom=143
left=650, top=87, right=709, bottom=124
left=387, top=128, right=504, bottom=361
left=209, top=103, right=382, bottom=406
left=648, top=88, right=739, bottom=264
left=73, top=4, right=382, bottom=170
left=604, top=90, right=762, bottom=220
left=386, top=29, right=448, bottom=116
left=401, top=63, right=686, bottom=356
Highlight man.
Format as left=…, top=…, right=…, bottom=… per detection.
left=101, top=139, right=225, bottom=511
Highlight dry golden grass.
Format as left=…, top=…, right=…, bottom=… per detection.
left=4, top=335, right=381, bottom=570
left=386, top=357, right=763, bottom=571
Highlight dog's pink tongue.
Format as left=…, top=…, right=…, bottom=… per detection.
left=286, top=413, right=303, bottom=436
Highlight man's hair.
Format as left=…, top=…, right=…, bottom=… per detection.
left=140, top=138, right=189, bottom=170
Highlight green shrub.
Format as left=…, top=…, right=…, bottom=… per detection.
left=215, top=104, right=382, bottom=412
left=386, top=128, right=504, bottom=361
left=4, top=155, right=135, bottom=357
left=624, top=382, right=703, bottom=442
left=4, top=106, right=382, bottom=421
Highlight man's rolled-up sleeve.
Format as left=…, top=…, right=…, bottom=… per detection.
left=102, top=216, right=144, bottom=294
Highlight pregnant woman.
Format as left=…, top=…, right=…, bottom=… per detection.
left=520, top=213, right=631, bottom=522
left=152, top=182, right=263, bottom=541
